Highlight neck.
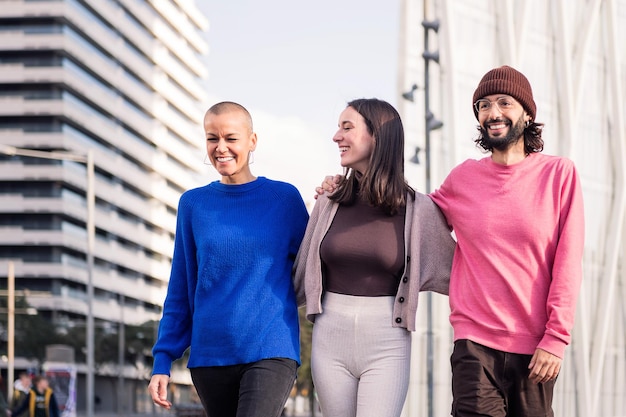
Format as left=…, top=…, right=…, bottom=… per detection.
left=221, top=170, right=256, bottom=185
left=491, top=139, right=527, bottom=165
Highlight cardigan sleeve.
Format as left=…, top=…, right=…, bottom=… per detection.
left=293, top=195, right=337, bottom=321
left=293, top=196, right=325, bottom=307
left=393, top=193, right=455, bottom=331
left=417, top=195, right=455, bottom=295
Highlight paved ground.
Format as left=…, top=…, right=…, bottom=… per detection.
left=75, top=410, right=319, bottom=417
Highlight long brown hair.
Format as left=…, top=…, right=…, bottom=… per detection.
left=330, top=98, right=414, bottom=215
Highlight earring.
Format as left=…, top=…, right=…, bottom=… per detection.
left=525, top=120, right=531, bottom=128
left=248, top=151, right=255, bottom=165
left=203, top=154, right=212, bottom=166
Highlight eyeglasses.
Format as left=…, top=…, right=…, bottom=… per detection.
left=473, top=96, right=517, bottom=113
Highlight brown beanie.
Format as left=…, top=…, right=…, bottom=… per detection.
left=472, top=65, right=536, bottom=121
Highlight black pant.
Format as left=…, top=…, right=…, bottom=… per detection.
left=451, top=340, right=555, bottom=417
left=191, top=358, right=298, bottom=417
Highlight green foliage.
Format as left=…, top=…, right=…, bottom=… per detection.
left=61, top=320, right=158, bottom=369
left=0, top=293, right=159, bottom=371
left=0, top=296, right=65, bottom=363
left=124, top=321, right=158, bottom=365
left=15, top=314, right=64, bottom=361
left=297, top=307, right=313, bottom=395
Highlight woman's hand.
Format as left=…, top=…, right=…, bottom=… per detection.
left=148, top=374, right=172, bottom=409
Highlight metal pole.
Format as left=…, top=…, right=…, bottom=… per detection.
left=117, top=295, right=125, bottom=415
left=423, top=1, right=434, bottom=416
left=86, top=150, right=95, bottom=417
left=0, top=144, right=87, bottom=164
left=7, top=261, right=15, bottom=403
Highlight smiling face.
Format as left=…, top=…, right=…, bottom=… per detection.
left=204, top=109, right=257, bottom=184
left=477, top=94, right=530, bottom=152
left=332, top=106, right=375, bottom=174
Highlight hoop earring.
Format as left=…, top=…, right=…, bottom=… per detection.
left=525, top=120, right=531, bottom=128
left=248, top=151, right=255, bottom=165
left=203, top=154, right=212, bottom=166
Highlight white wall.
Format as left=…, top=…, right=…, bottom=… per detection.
left=398, top=0, right=626, bottom=416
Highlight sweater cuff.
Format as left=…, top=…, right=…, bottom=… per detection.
left=537, top=334, right=567, bottom=359
left=152, top=353, right=173, bottom=376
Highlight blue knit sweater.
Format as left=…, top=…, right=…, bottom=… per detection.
left=152, top=177, right=309, bottom=375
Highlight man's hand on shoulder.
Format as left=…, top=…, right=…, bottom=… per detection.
left=314, top=174, right=343, bottom=200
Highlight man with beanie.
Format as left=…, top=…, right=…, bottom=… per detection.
left=429, top=65, right=584, bottom=416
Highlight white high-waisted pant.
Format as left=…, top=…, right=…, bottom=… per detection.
left=311, top=292, right=411, bottom=417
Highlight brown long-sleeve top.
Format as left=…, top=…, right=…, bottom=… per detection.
left=321, top=196, right=406, bottom=296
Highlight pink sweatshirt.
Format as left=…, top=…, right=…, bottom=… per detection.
left=429, top=152, right=584, bottom=358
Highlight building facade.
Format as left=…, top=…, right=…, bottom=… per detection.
left=0, top=0, right=209, bottom=413
left=398, top=1, right=626, bottom=416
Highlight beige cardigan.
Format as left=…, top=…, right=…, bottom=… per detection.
left=293, top=192, right=455, bottom=331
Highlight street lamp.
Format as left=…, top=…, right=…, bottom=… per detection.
left=7, top=260, right=15, bottom=403
left=402, top=84, right=419, bottom=102
left=0, top=145, right=95, bottom=417
left=422, top=2, right=442, bottom=416
left=403, top=14, right=444, bottom=412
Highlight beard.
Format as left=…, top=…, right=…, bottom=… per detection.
left=480, top=114, right=526, bottom=151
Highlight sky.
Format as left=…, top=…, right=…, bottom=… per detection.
left=197, top=1, right=401, bottom=205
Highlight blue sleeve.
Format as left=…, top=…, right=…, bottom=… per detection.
left=151, top=193, right=195, bottom=375
left=286, top=188, right=309, bottom=261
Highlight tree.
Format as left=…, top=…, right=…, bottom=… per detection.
left=297, top=308, right=322, bottom=415
left=60, top=320, right=159, bottom=370
left=297, top=308, right=314, bottom=398
left=0, top=294, right=161, bottom=372
left=0, top=295, right=64, bottom=364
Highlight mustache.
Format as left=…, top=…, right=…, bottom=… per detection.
left=486, top=117, right=510, bottom=124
